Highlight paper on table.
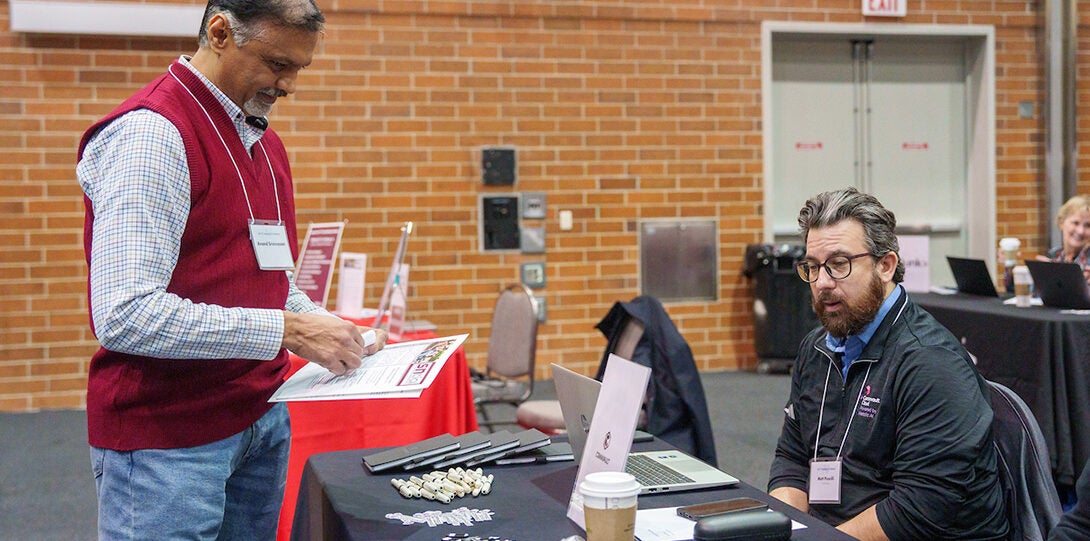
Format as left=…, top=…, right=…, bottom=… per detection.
left=634, top=507, right=807, bottom=541
left=269, top=334, right=467, bottom=402
left=1002, top=296, right=1043, bottom=306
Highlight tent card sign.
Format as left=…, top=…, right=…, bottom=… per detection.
left=566, top=354, right=651, bottom=530
left=293, top=222, right=346, bottom=308
left=335, top=252, right=367, bottom=318
left=897, top=234, right=930, bottom=293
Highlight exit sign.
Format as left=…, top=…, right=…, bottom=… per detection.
left=863, top=0, right=906, bottom=17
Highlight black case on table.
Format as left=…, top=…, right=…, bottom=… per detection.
left=693, top=509, right=792, bottom=541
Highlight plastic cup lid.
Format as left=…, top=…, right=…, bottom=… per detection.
left=579, top=471, right=641, bottom=498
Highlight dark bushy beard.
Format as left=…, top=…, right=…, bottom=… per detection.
left=813, top=270, right=886, bottom=339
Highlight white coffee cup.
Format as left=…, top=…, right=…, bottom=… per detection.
left=580, top=471, right=640, bottom=541
left=1013, top=265, right=1033, bottom=307
left=999, top=237, right=1021, bottom=266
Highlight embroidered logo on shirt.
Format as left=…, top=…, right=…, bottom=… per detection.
left=857, top=386, right=881, bottom=419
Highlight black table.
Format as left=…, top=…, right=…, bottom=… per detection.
left=291, top=439, right=855, bottom=540
left=914, top=292, right=1090, bottom=486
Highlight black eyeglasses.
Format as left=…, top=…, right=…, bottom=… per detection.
left=796, top=252, right=875, bottom=283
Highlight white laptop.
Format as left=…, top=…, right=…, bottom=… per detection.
left=552, top=363, right=738, bottom=494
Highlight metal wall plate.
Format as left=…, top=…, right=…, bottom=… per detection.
left=521, top=262, right=546, bottom=288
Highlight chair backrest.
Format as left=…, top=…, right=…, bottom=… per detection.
left=486, top=283, right=539, bottom=379
left=612, top=318, right=645, bottom=360
left=987, top=380, right=1063, bottom=541
left=594, top=296, right=718, bottom=465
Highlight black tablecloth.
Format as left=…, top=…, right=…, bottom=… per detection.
left=291, top=439, right=855, bottom=540
left=914, top=292, right=1090, bottom=486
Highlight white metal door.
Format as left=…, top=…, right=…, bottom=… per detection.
left=770, top=39, right=856, bottom=238
left=771, top=36, right=968, bottom=287
left=868, top=39, right=967, bottom=287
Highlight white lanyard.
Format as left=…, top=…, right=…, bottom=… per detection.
left=166, top=64, right=281, bottom=223
left=813, top=354, right=873, bottom=461
left=808, top=353, right=872, bottom=504
left=167, top=64, right=294, bottom=270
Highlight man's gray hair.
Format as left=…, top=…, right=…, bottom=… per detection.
left=198, top=0, right=325, bottom=48
left=797, top=187, right=905, bottom=283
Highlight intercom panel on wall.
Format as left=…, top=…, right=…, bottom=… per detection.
left=481, top=147, right=516, bottom=186
left=480, top=195, right=520, bottom=251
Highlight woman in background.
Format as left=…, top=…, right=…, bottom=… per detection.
left=1040, top=195, right=1090, bottom=285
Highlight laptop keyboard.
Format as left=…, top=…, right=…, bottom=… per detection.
left=625, top=454, right=694, bottom=486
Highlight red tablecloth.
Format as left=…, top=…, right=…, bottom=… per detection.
left=276, top=330, right=477, bottom=541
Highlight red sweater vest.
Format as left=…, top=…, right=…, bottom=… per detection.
left=79, top=61, right=298, bottom=450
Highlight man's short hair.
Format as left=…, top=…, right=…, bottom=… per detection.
left=797, top=187, right=905, bottom=283
left=198, top=0, right=325, bottom=47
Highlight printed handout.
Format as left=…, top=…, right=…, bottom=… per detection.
left=269, top=334, right=468, bottom=402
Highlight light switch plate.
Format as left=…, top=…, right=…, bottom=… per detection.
left=559, top=210, right=573, bottom=231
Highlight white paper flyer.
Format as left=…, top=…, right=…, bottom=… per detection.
left=269, top=334, right=468, bottom=402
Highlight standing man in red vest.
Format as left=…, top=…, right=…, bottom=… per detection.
left=76, top=1, right=385, bottom=538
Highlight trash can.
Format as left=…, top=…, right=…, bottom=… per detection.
left=743, top=244, right=821, bottom=373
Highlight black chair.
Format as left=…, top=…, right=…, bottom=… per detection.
left=595, top=296, right=717, bottom=466
left=988, top=380, right=1063, bottom=541
left=471, top=283, right=540, bottom=429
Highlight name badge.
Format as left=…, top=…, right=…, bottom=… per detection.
left=809, top=457, right=842, bottom=504
left=248, top=220, right=295, bottom=270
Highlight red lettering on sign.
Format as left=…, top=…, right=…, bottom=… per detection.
left=864, top=0, right=904, bottom=16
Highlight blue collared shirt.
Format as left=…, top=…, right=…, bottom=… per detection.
left=825, top=285, right=904, bottom=380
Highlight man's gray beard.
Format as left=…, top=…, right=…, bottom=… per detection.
left=814, top=270, right=886, bottom=339
left=244, top=94, right=274, bottom=118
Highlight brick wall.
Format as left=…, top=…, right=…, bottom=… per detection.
left=0, top=0, right=1082, bottom=411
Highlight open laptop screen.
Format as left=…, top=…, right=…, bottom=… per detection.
left=946, top=256, right=999, bottom=297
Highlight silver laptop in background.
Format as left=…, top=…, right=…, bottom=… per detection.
left=553, top=363, right=601, bottom=462
left=550, top=363, right=739, bottom=494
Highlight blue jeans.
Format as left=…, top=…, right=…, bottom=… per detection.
left=91, top=403, right=291, bottom=541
